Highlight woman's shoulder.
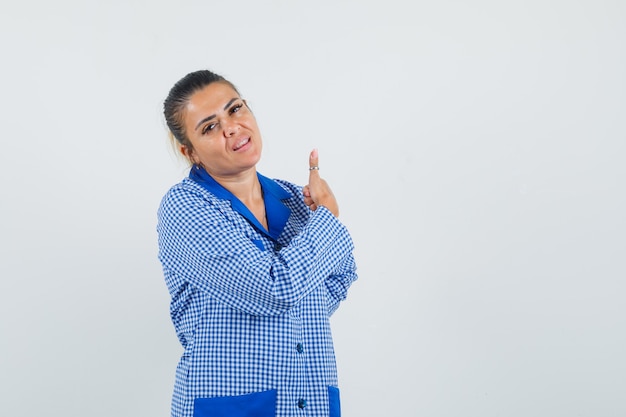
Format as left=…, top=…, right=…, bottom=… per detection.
left=158, top=177, right=223, bottom=216
left=270, top=177, right=303, bottom=196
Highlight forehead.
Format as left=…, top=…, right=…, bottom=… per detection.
left=186, top=82, right=240, bottom=114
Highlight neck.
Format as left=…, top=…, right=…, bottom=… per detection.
left=214, top=168, right=267, bottom=231
left=210, top=168, right=262, bottom=205
left=196, top=165, right=268, bottom=232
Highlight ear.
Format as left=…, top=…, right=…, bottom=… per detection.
left=180, top=145, right=199, bottom=165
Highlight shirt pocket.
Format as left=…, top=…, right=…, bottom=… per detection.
left=193, top=389, right=277, bottom=417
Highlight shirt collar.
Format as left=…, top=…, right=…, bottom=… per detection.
left=189, top=165, right=292, bottom=241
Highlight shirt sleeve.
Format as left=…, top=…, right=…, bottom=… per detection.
left=157, top=185, right=355, bottom=316
left=325, top=253, right=358, bottom=316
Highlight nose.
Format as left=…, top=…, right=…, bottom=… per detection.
left=222, top=119, right=238, bottom=137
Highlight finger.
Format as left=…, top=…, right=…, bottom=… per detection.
left=302, top=185, right=311, bottom=197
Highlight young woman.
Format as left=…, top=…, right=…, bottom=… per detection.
left=157, top=70, right=358, bottom=417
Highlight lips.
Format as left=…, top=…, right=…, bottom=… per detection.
left=233, top=137, right=250, bottom=151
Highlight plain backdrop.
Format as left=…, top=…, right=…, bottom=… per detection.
left=1, top=1, right=624, bottom=416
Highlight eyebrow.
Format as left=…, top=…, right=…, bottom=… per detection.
left=194, top=97, right=240, bottom=131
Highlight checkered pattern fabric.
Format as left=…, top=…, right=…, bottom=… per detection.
left=157, top=171, right=357, bottom=417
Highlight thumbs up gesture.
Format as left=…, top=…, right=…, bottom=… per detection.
left=302, top=149, right=339, bottom=217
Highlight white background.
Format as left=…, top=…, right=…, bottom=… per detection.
left=1, top=1, right=624, bottom=416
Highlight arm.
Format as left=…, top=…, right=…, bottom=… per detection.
left=325, top=252, right=358, bottom=316
left=301, top=148, right=358, bottom=314
left=157, top=186, right=354, bottom=317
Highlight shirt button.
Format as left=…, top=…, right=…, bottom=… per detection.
left=297, top=399, right=307, bottom=409
left=274, top=242, right=283, bottom=251
left=296, top=343, right=304, bottom=353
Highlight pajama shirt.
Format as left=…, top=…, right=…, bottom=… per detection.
left=157, top=166, right=357, bottom=417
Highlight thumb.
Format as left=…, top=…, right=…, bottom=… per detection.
left=309, top=148, right=320, bottom=175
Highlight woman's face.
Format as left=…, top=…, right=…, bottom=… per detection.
left=182, top=82, right=263, bottom=177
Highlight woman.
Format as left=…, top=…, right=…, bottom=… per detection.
left=157, top=70, right=358, bottom=417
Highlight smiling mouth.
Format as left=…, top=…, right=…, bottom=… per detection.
left=233, top=137, right=250, bottom=151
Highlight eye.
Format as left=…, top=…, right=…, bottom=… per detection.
left=201, top=122, right=217, bottom=135
left=230, top=103, right=243, bottom=114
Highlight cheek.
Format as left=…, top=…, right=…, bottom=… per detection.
left=248, top=119, right=261, bottom=136
left=194, top=141, right=226, bottom=165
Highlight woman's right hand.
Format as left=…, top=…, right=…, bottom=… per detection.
left=303, top=149, right=339, bottom=217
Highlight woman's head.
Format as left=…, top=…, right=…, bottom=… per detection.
left=163, top=70, right=263, bottom=175
left=163, top=70, right=240, bottom=152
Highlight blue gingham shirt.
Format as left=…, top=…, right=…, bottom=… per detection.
left=157, top=166, right=357, bottom=417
